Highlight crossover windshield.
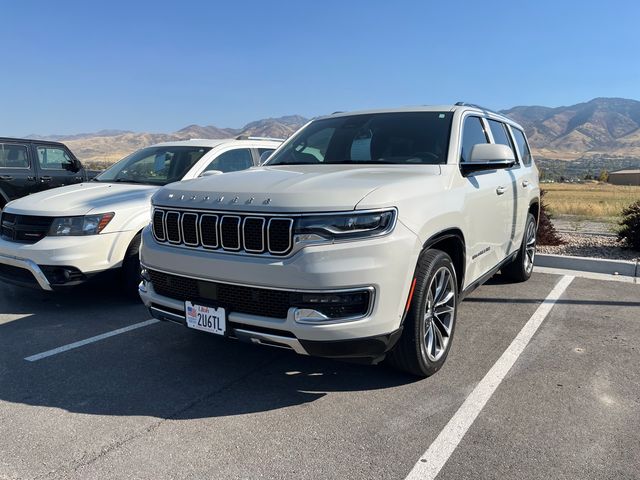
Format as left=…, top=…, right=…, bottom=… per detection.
left=266, top=112, right=453, bottom=166
left=94, top=146, right=211, bottom=185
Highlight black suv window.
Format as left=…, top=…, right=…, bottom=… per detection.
left=511, top=128, right=532, bottom=166
left=0, top=144, right=30, bottom=169
left=36, top=146, right=72, bottom=170
left=460, top=116, right=488, bottom=162
left=205, top=148, right=254, bottom=173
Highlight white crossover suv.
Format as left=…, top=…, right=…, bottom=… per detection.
left=0, top=137, right=281, bottom=294
left=139, top=105, right=540, bottom=376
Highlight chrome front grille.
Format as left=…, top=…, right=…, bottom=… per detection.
left=153, top=208, right=294, bottom=256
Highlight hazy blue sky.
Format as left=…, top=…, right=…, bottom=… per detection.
left=2, top=0, right=639, bottom=135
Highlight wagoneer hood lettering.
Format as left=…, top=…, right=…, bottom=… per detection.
left=154, top=164, right=442, bottom=212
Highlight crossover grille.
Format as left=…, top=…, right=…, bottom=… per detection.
left=1, top=213, right=53, bottom=244
left=152, top=208, right=293, bottom=256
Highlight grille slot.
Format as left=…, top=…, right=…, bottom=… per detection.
left=220, top=216, right=241, bottom=250
left=199, top=214, right=219, bottom=248
left=243, top=217, right=265, bottom=253
left=268, top=218, right=293, bottom=254
left=152, top=210, right=165, bottom=241
left=165, top=211, right=181, bottom=244
left=152, top=208, right=294, bottom=256
left=181, top=213, right=199, bottom=246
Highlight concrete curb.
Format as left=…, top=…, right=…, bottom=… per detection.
left=535, top=253, right=639, bottom=278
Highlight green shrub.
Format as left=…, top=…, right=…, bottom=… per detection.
left=537, top=190, right=564, bottom=246
left=618, top=200, right=640, bottom=251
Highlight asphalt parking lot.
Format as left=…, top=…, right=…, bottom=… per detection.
left=0, top=270, right=639, bottom=480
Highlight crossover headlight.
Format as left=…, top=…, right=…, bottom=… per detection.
left=294, top=209, right=396, bottom=242
left=48, top=213, right=115, bottom=236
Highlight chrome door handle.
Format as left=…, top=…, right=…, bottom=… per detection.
left=522, top=180, right=530, bottom=187
left=496, top=186, right=507, bottom=195
left=40, top=176, right=52, bottom=183
left=0, top=175, right=13, bottom=181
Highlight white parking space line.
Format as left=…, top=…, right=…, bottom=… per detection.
left=405, top=275, right=575, bottom=480
left=24, top=319, right=160, bottom=362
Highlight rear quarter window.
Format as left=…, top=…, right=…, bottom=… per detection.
left=511, top=128, right=532, bottom=166
left=0, top=144, right=30, bottom=169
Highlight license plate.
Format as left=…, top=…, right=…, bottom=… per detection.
left=185, top=301, right=226, bottom=335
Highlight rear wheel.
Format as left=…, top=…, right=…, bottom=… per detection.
left=502, top=213, right=537, bottom=282
left=121, top=233, right=142, bottom=297
left=387, top=249, right=458, bottom=377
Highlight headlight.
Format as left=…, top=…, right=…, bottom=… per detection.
left=294, top=209, right=396, bottom=242
left=48, top=213, right=115, bottom=236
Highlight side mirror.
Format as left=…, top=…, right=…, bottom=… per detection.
left=63, top=159, right=81, bottom=173
left=460, top=144, right=515, bottom=175
left=259, top=151, right=273, bottom=165
left=200, top=170, right=224, bottom=177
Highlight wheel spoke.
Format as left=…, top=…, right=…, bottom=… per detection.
left=434, top=290, right=454, bottom=307
left=432, top=311, right=451, bottom=337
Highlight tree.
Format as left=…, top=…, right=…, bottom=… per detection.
left=598, top=169, right=609, bottom=182
left=618, top=200, right=640, bottom=251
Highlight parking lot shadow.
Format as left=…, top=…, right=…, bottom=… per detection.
left=0, top=280, right=418, bottom=420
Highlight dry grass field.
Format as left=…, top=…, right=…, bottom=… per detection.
left=543, top=182, right=640, bottom=219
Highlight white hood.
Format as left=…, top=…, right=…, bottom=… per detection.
left=154, top=164, right=442, bottom=212
left=4, top=182, right=158, bottom=217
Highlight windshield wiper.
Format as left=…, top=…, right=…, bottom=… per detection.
left=112, top=178, right=147, bottom=184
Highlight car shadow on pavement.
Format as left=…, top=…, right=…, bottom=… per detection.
left=0, top=278, right=419, bottom=420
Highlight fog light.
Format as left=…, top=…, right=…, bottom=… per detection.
left=291, top=289, right=372, bottom=322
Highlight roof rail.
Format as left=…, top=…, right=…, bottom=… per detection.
left=235, top=135, right=284, bottom=142
left=454, top=102, right=501, bottom=115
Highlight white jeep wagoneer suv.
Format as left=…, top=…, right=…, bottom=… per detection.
left=139, top=104, right=540, bottom=376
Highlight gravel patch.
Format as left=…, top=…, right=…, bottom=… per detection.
left=538, top=233, right=639, bottom=261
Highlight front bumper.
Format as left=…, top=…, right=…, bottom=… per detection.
left=0, top=232, right=128, bottom=290
left=139, top=220, right=421, bottom=349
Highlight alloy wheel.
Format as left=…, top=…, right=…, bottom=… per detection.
left=423, top=267, right=456, bottom=362
left=524, top=221, right=537, bottom=274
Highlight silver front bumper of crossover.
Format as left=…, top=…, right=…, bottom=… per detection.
left=0, top=252, right=52, bottom=291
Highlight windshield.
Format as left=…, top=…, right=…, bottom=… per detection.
left=94, top=146, right=211, bottom=185
left=266, top=112, right=453, bottom=166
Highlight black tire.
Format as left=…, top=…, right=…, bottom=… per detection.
left=387, top=249, right=458, bottom=377
left=121, top=233, right=142, bottom=298
left=502, top=213, right=537, bottom=282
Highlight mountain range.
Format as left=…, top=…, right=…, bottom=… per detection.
left=28, top=99, right=640, bottom=174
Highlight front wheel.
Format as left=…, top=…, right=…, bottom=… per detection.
left=502, top=213, right=537, bottom=282
left=121, top=233, right=142, bottom=298
left=387, top=249, right=458, bottom=377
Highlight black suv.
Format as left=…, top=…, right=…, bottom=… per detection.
left=0, top=138, right=90, bottom=209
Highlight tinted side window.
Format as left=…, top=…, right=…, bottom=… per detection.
left=258, top=148, right=275, bottom=156
left=511, top=128, right=532, bottom=166
left=205, top=148, right=254, bottom=173
left=460, top=116, right=488, bottom=162
left=0, top=144, right=30, bottom=169
left=488, top=120, right=513, bottom=148
left=37, top=146, right=71, bottom=170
